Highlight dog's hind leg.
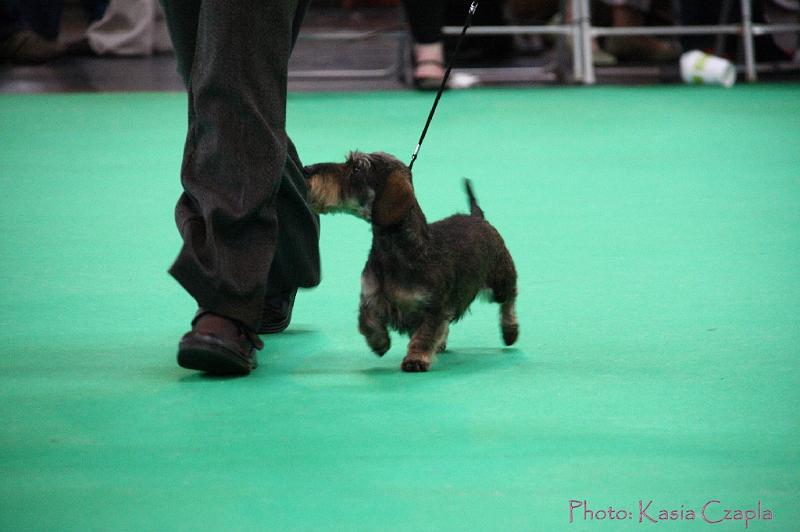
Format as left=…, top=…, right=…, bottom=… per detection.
left=402, top=318, right=448, bottom=372
left=488, top=251, right=519, bottom=346
left=499, top=299, right=519, bottom=346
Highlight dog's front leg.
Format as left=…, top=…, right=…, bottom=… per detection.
left=359, top=298, right=390, bottom=357
left=436, top=322, right=450, bottom=353
left=402, top=318, right=448, bottom=372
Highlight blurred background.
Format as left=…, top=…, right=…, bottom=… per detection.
left=1, top=0, right=798, bottom=92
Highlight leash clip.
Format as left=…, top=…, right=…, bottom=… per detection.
left=469, top=1, right=478, bottom=15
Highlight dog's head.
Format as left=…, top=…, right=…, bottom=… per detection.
left=304, top=151, right=415, bottom=226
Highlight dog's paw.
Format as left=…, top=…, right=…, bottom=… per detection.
left=368, top=336, right=390, bottom=357
left=372, top=345, right=390, bottom=357
left=436, top=342, right=447, bottom=353
left=502, top=323, right=519, bottom=346
left=401, top=356, right=430, bottom=372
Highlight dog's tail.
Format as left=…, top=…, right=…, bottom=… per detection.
left=464, top=178, right=485, bottom=219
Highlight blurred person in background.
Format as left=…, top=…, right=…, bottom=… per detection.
left=763, top=0, right=798, bottom=61
left=19, top=0, right=106, bottom=41
left=600, top=0, right=678, bottom=62
left=1, top=1, right=62, bottom=63
left=67, top=0, right=172, bottom=56
left=508, top=0, right=678, bottom=65
left=1, top=0, right=106, bottom=63
left=402, top=0, right=511, bottom=89
left=680, top=0, right=798, bottom=61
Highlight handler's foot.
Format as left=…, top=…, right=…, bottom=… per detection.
left=257, top=288, right=297, bottom=334
left=177, top=311, right=263, bottom=375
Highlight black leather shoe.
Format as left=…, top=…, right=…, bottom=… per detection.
left=177, top=311, right=263, bottom=375
left=257, top=288, right=297, bottom=334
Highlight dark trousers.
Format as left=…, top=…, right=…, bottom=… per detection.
left=161, top=0, right=321, bottom=330
left=0, top=1, right=22, bottom=41
left=402, top=0, right=447, bottom=44
left=679, top=0, right=725, bottom=52
left=402, top=0, right=512, bottom=57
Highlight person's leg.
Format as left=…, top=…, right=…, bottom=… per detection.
left=265, top=137, right=320, bottom=299
left=0, top=0, right=23, bottom=42
left=602, top=0, right=678, bottom=62
left=563, top=0, right=618, bottom=66
left=402, top=0, right=447, bottom=87
left=679, top=0, right=723, bottom=52
left=86, top=0, right=155, bottom=56
left=81, top=0, right=108, bottom=22
left=402, top=0, right=445, bottom=44
left=0, top=0, right=64, bottom=62
left=165, top=0, right=318, bottom=331
left=17, top=0, right=63, bottom=41
left=158, top=0, right=199, bottom=86
left=609, top=1, right=649, bottom=26
left=257, top=136, right=321, bottom=334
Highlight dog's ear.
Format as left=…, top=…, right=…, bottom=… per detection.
left=372, top=171, right=414, bottom=226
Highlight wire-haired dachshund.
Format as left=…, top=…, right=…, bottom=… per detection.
left=305, top=151, right=518, bottom=372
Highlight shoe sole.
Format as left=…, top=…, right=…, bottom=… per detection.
left=177, top=335, right=257, bottom=375
left=257, top=313, right=291, bottom=335
left=413, top=77, right=444, bottom=91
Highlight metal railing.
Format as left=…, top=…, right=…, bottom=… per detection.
left=577, top=0, right=800, bottom=84
left=289, top=0, right=799, bottom=85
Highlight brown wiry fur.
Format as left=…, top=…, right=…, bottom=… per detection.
left=305, top=151, right=519, bottom=372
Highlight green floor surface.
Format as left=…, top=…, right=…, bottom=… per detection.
left=1, top=85, right=799, bottom=531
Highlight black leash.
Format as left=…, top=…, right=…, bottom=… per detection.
left=408, top=1, right=478, bottom=171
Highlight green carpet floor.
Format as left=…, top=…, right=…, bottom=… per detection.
left=1, top=85, right=799, bottom=531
